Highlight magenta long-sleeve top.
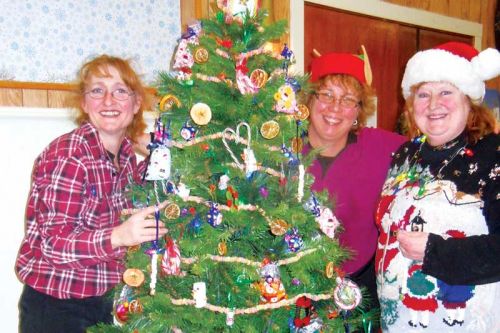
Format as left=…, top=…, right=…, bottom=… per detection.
left=306, top=127, right=406, bottom=274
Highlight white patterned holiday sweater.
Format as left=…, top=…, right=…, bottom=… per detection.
left=375, top=133, right=500, bottom=332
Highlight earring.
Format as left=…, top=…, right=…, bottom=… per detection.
left=352, top=119, right=358, bottom=127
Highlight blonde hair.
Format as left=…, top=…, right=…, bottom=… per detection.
left=403, top=84, right=497, bottom=144
left=307, top=74, right=376, bottom=134
left=70, top=55, right=150, bottom=142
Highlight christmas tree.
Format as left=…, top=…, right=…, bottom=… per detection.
left=93, top=2, right=374, bottom=332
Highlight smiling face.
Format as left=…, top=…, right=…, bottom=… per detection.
left=308, top=78, right=360, bottom=156
left=81, top=65, right=141, bottom=143
left=412, top=81, right=470, bottom=146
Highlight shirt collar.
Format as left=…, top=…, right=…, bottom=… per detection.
left=77, top=122, right=134, bottom=163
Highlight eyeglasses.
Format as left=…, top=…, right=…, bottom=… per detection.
left=314, top=91, right=360, bottom=109
left=85, top=87, right=135, bottom=101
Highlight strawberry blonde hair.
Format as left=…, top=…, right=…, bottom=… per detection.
left=70, top=55, right=150, bottom=142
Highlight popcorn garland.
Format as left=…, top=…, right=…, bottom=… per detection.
left=170, top=292, right=333, bottom=315
left=181, top=248, right=317, bottom=268
left=195, top=72, right=232, bottom=85
left=123, top=191, right=336, bottom=247
left=170, top=129, right=284, bottom=178
left=216, top=48, right=231, bottom=59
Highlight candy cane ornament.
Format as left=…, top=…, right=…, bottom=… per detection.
left=222, top=122, right=257, bottom=178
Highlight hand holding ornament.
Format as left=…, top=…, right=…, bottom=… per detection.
left=397, top=230, right=429, bottom=261
left=111, top=201, right=169, bottom=249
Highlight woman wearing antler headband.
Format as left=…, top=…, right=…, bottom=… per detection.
left=376, top=41, right=500, bottom=332
left=304, top=46, right=406, bottom=319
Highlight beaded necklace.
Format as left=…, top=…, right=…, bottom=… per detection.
left=391, top=135, right=469, bottom=197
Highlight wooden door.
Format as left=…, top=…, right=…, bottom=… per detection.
left=304, top=2, right=473, bottom=132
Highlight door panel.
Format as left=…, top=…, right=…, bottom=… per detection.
left=304, top=2, right=474, bottom=132
left=305, top=3, right=402, bottom=130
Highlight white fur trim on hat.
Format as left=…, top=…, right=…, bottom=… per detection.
left=402, top=47, right=500, bottom=103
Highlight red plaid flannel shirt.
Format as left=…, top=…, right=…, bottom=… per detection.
left=16, top=122, right=145, bottom=299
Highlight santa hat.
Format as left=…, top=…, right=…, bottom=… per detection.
left=401, top=41, right=500, bottom=103
left=310, top=46, right=372, bottom=85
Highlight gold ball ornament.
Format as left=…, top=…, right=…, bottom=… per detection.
left=164, top=203, right=181, bottom=220
left=295, top=104, right=310, bottom=120
left=194, top=47, right=209, bottom=64
left=325, top=262, right=334, bottom=278
left=260, top=120, right=280, bottom=140
left=269, top=218, right=289, bottom=236
left=123, top=268, right=145, bottom=287
left=159, top=94, right=181, bottom=112
left=218, top=242, right=227, bottom=256
left=250, top=68, right=268, bottom=88
left=190, top=102, right=212, bottom=125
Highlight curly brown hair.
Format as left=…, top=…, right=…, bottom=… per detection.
left=69, top=55, right=151, bottom=142
left=306, top=74, right=376, bottom=134
left=403, top=84, right=497, bottom=144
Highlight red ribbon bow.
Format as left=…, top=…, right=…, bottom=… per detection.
left=235, top=58, right=249, bottom=74
left=294, top=316, right=311, bottom=328
left=217, top=38, right=233, bottom=49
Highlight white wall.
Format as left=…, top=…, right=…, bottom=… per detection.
left=0, top=107, right=152, bottom=331
left=0, top=107, right=77, bottom=332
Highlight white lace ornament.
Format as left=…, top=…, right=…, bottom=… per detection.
left=145, top=144, right=171, bottom=181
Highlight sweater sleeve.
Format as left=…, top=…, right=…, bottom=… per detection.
left=422, top=135, right=500, bottom=285
left=423, top=232, right=500, bottom=285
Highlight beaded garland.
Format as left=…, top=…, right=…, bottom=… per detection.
left=389, top=135, right=471, bottom=197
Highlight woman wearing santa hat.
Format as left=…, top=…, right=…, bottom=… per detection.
left=304, top=47, right=406, bottom=321
left=376, top=41, right=500, bottom=332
